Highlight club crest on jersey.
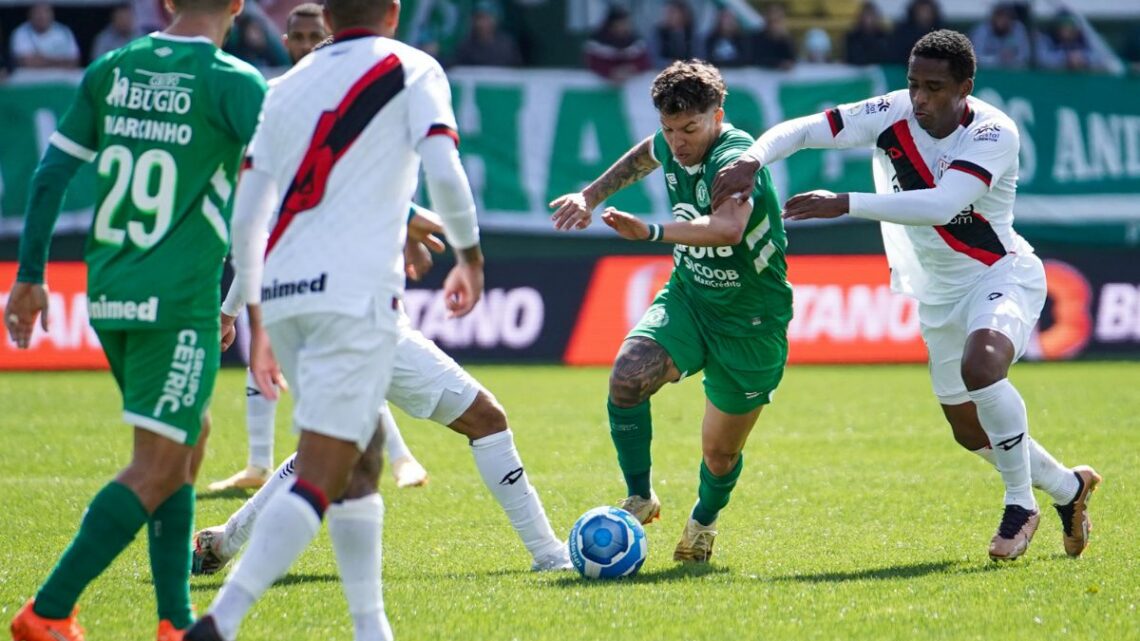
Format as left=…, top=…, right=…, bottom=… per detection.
left=973, top=123, right=1001, bottom=142
left=665, top=173, right=678, bottom=190
left=696, top=182, right=710, bottom=208
left=643, top=305, right=669, bottom=328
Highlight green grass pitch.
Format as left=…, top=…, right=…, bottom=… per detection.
left=1, top=363, right=1138, bottom=641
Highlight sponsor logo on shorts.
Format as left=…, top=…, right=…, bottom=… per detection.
left=744, top=391, right=762, bottom=400
left=154, top=330, right=205, bottom=418
left=88, top=295, right=159, bottom=322
left=262, top=273, right=328, bottom=302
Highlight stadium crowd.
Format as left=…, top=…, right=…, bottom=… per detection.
left=1, top=0, right=1139, bottom=79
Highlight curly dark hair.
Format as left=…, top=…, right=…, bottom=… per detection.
left=651, top=59, right=726, bottom=116
left=911, top=29, right=976, bottom=82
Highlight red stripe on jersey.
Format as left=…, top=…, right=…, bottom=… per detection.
left=933, top=212, right=1004, bottom=266
left=948, top=160, right=992, bottom=186
left=267, top=54, right=404, bottom=255
left=825, top=108, right=844, bottom=137
left=890, top=121, right=935, bottom=187
left=427, top=123, right=460, bottom=146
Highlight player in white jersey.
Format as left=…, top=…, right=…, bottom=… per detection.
left=712, top=30, right=1100, bottom=562
left=192, top=205, right=571, bottom=577
left=185, top=0, right=485, bottom=639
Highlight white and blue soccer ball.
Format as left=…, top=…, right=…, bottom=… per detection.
left=568, top=506, right=647, bottom=579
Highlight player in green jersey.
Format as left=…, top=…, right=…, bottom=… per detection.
left=4, top=0, right=266, bottom=637
left=550, top=59, right=792, bottom=563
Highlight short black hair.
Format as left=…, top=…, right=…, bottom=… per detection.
left=910, top=29, right=976, bottom=82
left=287, top=2, right=324, bottom=29
left=325, top=0, right=392, bottom=32
left=651, top=59, right=726, bottom=116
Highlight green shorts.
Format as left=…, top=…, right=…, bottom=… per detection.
left=95, top=327, right=219, bottom=445
left=628, top=283, right=788, bottom=415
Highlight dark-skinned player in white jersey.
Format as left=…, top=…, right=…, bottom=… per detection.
left=712, top=30, right=1100, bottom=562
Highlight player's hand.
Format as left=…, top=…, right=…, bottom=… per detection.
left=407, top=208, right=446, bottom=252
left=712, top=155, right=760, bottom=210
left=4, top=281, right=49, bottom=349
left=601, top=207, right=650, bottom=241
left=782, top=190, right=849, bottom=221
left=220, top=312, right=238, bottom=351
left=404, top=240, right=435, bottom=281
left=442, top=261, right=484, bottom=318
left=249, top=325, right=287, bottom=400
left=549, top=192, right=596, bottom=231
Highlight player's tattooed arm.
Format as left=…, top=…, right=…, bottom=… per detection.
left=583, top=136, right=660, bottom=207
left=609, top=336, right=682, bottom=407
left=551, top=137, right=659, bottom=231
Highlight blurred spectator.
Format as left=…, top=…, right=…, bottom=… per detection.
left=281, top=2, right=326, bottom=65
left=9, top=3, right=80, bottom=70
left=970, top=3, right=1031, bottom=69
left=704, top=8, right=751, bottom=68
left=226, top=14, right=290, bottom=69
left=261, top=0, right=310, bottom=34
left=132, top=0, right=168, bottom=32
left=453, top=1, right=522, bottom=67
left=654, top=0, right=696, bottom=65
left=844, top=1, right=893, bottom=66
left=752, top=3, right=795, bottom=70
left=802, top=28, right=833, bottom=64
left=93, top=4, right=143, bottom=59
left=891, top=0, right=943, bottom=61
left=1036, top=12, right=1105, bottom=72
left=584, top=5, right=651, bottom=83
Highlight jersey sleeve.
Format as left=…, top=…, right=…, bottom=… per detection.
left=243, top=101, right=278, bottom=176
left=945, top=121, right=1019, bottom=189
left=216, top=65, right=269, bottom=145
left=650, top=129, right=668, bottom=165
left=823, top=92, right=906, bottom=148
left=50, top=64, right=102, bottom=162
left=406, top=59, right=459, bottom=146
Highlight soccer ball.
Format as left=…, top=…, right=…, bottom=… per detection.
left=568, top=506, right=647, bottom=579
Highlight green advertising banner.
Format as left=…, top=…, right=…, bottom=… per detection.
left=1, top=66, right=1138, bottom=237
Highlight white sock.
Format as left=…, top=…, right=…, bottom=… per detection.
left=210, top=483, right=323, bottom=639
left=971, top=441, right=1077, bottom=505
left=221, top=453, right=298, bottom=558
left=470, top=430, right=562, bottom=560
left=967, top=379, right=1036, bottom=510
left=380, top=404, right=411, bottom=463
left=1028, top=439, right=1079, bottom=504
left=328, top=494, right=393, bottom=641
left=246, top=368, right=278, bottom=470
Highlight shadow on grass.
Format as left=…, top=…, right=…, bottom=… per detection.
left=770, top=559, right=1010, bottom=584
left=188, top=572, right=339, bottom=592
left=195, top=487, right=255, bottom=502
left=549, top=563, right=729, bottom=588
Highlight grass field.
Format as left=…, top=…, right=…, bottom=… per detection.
left=1, top=363, right=1138, bottom=641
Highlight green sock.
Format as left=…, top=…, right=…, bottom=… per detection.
left=692, top=456, right=743, bottom=526
left=608, top=398, right=653, bottom=499
left=35, top=481, right=148, bottom=619
left=149, top=484, right=194, bottom=629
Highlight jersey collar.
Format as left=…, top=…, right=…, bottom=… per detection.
left=150, top=31, right=213, bottom=45
left=334, top=28, right=380, bottom=43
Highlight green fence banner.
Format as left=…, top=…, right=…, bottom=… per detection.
left=1, top=66, right=1138, bottom=237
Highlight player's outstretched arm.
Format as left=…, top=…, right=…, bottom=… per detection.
left=783, top=170, right=989, bottom=225
left=550, top=135, right=660, bottom=231
left=602, top=196, right=750, bottom=247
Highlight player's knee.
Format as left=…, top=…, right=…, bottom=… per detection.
left=451, top=391, right=507, bottom=440
left=609, top=367, right=648, bottom=408
left=344, top=456, right=381, bottom=499
left=960, top=356, right=1006, bottom=391
left=702, top=450, right=740, bottom=476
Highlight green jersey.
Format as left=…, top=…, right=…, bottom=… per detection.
left=651, top=125, right=793, bottom=335
left=53, top=33, right=266, bottom=330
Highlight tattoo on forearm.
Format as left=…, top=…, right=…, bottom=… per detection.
left=609, top=336, right=678, bottom=406
left=586, top=138, right=659, bottom=204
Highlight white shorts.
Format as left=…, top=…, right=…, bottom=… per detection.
left=919, top=254, right=1047, bottom=405
left=266, top=298, right=400, bottom=451
left=388, top=315, right=482, bottom=426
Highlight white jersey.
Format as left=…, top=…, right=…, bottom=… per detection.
left=246, top=31, right=459, bottom=323
left=826, top=89, right=1032, bottom=305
